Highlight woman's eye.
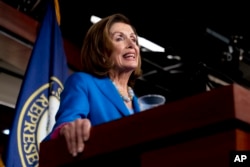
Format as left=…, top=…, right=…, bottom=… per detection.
left=116, top=36, right=124, bottom=41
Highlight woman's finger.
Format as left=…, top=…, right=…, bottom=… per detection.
left=75, top=119, right=84, bottom=153
left=82, top=119, right=91, bottom=141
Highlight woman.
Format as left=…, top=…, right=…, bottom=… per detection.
left=44, top=13, right=142, bottom=157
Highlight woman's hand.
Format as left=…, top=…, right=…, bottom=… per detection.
left=59, top=118, right=91, bottom=157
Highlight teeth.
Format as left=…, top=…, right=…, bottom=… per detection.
left=124, top=54, right=135, bottom=58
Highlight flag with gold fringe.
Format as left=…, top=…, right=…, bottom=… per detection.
left=5, top=0, right=69, bottom=166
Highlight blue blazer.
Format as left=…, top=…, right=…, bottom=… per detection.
left=45, top=72, right=141, bottom=140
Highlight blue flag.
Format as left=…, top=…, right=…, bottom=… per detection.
left=5, top=0, right=69, bottom=166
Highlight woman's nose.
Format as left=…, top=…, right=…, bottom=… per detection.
left=126, top=39, right=136, bottom=48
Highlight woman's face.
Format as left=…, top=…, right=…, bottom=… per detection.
left=109, top=22, right=140, bottom=73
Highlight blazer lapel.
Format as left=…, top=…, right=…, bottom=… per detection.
left=94, top=76, right=131, bottom=116
left=132, top=96, right=141, bottom=113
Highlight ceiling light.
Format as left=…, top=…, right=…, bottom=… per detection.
left=2, top=129, right=10, bottom=135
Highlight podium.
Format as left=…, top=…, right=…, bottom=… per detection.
left=39, top=84, right=250, bottom=167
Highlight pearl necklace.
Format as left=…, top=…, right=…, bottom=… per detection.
left=112, top=82, right=134, bottom=103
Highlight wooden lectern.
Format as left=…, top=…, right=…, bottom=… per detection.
left=39, top=84, right=250, bottom=167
